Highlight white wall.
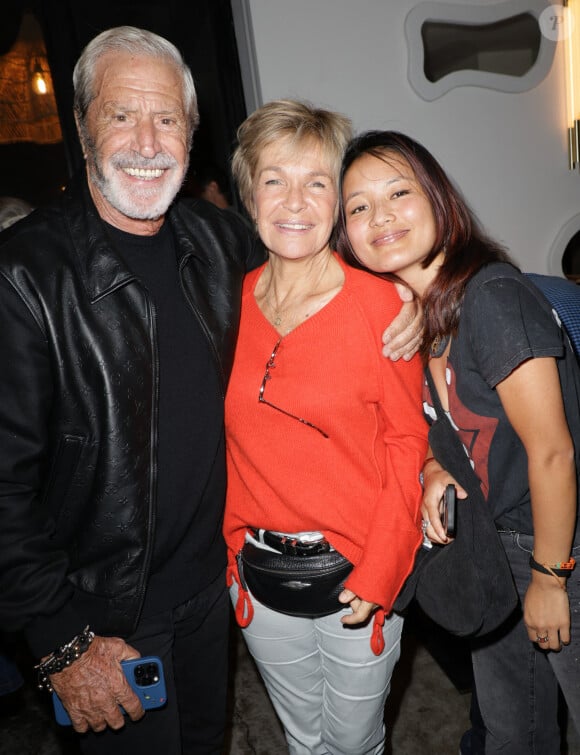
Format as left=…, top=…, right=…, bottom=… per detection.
left=232, top=0, right=580, bottom=274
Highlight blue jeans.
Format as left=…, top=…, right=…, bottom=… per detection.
left=470, top=532, right=580, bottom=755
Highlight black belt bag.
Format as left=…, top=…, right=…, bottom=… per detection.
left=237, top=539, right=353, bottom=618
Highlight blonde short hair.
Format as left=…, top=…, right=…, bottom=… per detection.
left=231, top=99, right=352, bottom=214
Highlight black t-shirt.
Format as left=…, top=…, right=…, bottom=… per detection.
left=105, top=220, right=225, bottom=615
left=423, top=262, right=580, bottom=534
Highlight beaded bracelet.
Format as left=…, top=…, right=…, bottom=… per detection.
left=35, top=625, right=95, bottom=693
left=529, top=555, right=576, bottom=590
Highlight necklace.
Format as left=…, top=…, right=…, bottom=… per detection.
left=259, top=256, right=343, bottom=333
left=263, top=295, right=285, bottom=327
left=264, top=295, right=325, bottom=331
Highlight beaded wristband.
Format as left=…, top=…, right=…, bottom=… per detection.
left=35, top=625, right=95, bottom=693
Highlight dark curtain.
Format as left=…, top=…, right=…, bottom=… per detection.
left=2, top=0, right=247, bottom=203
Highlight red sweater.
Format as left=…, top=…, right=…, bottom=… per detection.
left=224, top=256, right=428, bottom=641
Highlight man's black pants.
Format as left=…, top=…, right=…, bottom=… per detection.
left=77, top=571, right=230, bottom=755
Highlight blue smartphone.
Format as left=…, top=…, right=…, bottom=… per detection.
left=52, top=656, right=167, bottom=726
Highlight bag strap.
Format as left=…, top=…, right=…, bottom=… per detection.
left=424, top=365, right=444, bottom=415
left=424, top=366, right=485, bottom=503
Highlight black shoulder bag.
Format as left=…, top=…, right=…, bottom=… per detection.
left=393, top=367, right=518, bottom=637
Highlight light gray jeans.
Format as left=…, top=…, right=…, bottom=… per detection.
left=230, top=582, right=403, bottom=755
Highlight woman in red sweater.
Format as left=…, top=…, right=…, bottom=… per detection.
left=224, top=100, right=428, bottom=754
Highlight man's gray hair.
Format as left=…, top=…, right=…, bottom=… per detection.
left=73, top=26, right=199, bottom=144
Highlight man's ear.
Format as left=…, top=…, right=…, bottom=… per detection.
left=74, top=112, right=88, bottom=159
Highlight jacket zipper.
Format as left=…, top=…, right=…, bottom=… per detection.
left=132, top=288, right=159, bottom=628
left=178, top=254, right=226, bottom=398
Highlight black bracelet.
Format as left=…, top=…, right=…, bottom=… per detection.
left=529, top=555, right=573, bottom=578
left=35, top=625, right=95, bottom=693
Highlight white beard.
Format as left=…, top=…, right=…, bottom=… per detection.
left=88, top=147, right=187, bottom=221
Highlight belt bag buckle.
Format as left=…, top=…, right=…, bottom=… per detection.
left=281, top=536, right=331, bottom=557
left=250, top=528, right=332, bottom=557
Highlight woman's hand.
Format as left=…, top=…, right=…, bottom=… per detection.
left=421, top=458, right=467, bottom=545
left=382, top=285, right=423, bottom=361
left=338, top=589, right=378, bottom=625
left=523, top=571, right=570, bottom=651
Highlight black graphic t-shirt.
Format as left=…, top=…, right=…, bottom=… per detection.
left=423, top=262, right=580, bottom=534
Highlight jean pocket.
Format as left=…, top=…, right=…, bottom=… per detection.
left=512, top=531, right=535, bottom=555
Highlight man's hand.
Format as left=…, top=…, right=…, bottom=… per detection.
left=48, top=635, right=144, bottom=733
left=382, top=284, right=423, bottom=361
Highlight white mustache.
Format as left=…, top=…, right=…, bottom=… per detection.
left=111, top=153, right=177, bottom=171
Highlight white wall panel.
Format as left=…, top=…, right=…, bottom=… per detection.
left=232, top=0, right=580, bottom=274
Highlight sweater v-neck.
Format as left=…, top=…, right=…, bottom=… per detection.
left=245, top=252, right=349, bottom=340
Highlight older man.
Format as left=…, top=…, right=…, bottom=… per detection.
left=0, top=25, right=261, bottom=754
left=0, top=26, right=418, bottom=755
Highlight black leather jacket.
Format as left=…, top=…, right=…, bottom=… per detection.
left=0, top=175, right=262, bottom=656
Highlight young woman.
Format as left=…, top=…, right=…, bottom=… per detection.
left=338, top=130, right=580, bottom=754
left=224, top=104, right=428, bottom=754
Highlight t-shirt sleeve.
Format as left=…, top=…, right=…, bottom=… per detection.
left=464, top=274, right=565, bottom=388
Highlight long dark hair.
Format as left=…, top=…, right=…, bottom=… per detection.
left=337, top=131, right=512, bottom=360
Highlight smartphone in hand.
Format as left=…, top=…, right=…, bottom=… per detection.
left=439, top=484, right=457, bottom=538
left=52, top=656, right=167, bottom=726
